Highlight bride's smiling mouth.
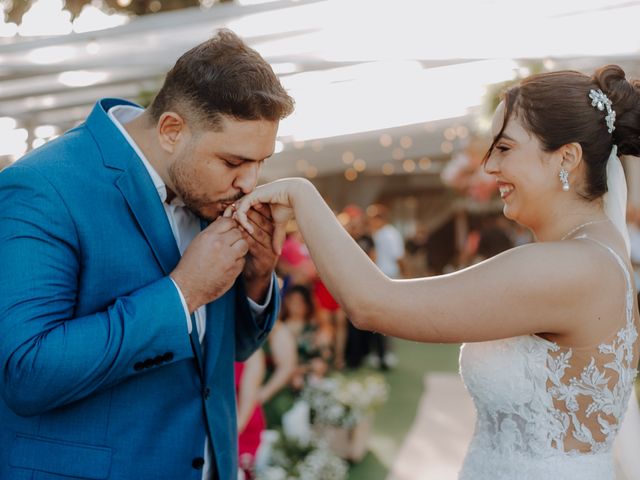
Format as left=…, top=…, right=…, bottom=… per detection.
left=497, top=182, right=514, bottom=199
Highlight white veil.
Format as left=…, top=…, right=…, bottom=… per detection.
left=606, top=145, right=640, bottom=480
left=603, top=145, right=631, bottom=255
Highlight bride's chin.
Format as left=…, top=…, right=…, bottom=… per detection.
left=502, top=204, right=517, bottom=221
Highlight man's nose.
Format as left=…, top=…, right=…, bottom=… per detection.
left=234, top=163, right=260, bottom=194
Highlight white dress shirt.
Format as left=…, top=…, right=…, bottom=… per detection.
left=373, top=224, right=405, bottom=279
left=108, top=105, right=272, bottom=479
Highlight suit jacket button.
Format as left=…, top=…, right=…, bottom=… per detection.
left=153, top=355, right=163, bottom=366
left=203, top=387, right=211, bottom=400
left=192, top=457, right=205, bottom=470
left=133, top=362, right=144, bottom=371
left=162, top=352, right=174, bottom=362
left=143, top=358, right=154, bottom=369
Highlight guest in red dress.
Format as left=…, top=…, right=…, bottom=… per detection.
left=235, top=351, right=266, bottom=480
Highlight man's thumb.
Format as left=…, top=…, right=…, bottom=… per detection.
left=272, top=222, right=287, bottom=256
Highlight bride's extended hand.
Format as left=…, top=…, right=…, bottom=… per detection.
left=231, top=178, right=310, bottom=255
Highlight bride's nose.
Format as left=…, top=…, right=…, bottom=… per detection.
left=483, top=151, right=500, bottom=175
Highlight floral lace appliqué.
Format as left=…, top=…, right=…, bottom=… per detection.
left=546, top=316, right=638, bottom=453
left=459, top=240, right=638, bottom=480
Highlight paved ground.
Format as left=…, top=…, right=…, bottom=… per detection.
left=386, top=373, right=474, bottom=480
left=387, top=372, right=639, bottom=480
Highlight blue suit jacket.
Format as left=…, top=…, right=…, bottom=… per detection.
left=0, top=98, right=278, bottom=480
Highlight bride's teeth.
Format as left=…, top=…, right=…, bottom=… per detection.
left=499, top=185, right=513, bottom=197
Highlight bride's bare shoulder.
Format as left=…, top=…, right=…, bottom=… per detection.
left=478, top=238, right=610, bottom=278
left=474, top=238, right=627, bottom=306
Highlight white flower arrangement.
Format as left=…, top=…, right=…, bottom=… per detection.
left=301, top=374, right=389, bottom=428
left=256, top=432, right=348, bottom=480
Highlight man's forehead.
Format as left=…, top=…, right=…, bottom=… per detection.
left=216, top=115, right=277, bottom=134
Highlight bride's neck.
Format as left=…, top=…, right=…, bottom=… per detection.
left=531, top=197, right=606, bottom=242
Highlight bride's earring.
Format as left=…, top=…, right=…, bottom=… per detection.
left=559, top=168, right=570, bottom=192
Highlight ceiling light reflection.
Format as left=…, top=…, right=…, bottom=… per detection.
left=35, top=125, right=58, bottom=138
left=58, top=71, right=108, bottom=87
left=86, top=41, right=100, bottom=55
left=27, top=46, right=76, bottom=65
left=279, top=59, right=517, bottom=142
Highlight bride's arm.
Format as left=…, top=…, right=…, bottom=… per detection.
left=235, top=178, right=600, bottom=344
left=234, top=178, right=386, bottom=323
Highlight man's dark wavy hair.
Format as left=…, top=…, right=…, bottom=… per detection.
left=150, top=29, right=294, bottom=130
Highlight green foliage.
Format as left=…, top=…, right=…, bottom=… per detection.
left=481, top=60, right=548, bottom=124
left=136, top=81, right=162, bottom=108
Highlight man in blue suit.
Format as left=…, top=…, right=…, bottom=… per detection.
left=0, top=29, right=294, bottom=479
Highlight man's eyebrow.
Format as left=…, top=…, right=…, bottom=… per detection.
left=222, top=153, right=271, bottom=163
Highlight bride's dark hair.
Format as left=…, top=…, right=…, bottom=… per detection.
left=486, top=65, right=640, bottom=200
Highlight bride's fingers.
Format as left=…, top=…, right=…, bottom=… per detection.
left=235, top=182, right=292, bottom=233
left=223, top=205, right=234, bottom=218
left=233, top=196, right=257, bottom=234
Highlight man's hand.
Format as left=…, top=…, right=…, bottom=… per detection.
left=170, top=217, right=248, bottom=313
left=238, top=204, right=280, bottom=303
left=233, top=178, right=306, bottom=255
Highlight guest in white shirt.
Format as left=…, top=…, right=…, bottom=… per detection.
left=365, top=204, right=405, bottom=369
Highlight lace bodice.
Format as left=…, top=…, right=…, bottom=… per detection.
left=459, top=238, right=639, bottom=479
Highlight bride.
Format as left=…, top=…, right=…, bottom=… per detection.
left=232, top=65, right=640, bottom=479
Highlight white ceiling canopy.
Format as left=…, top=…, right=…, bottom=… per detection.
left=1, top=0, right=638, bottom=176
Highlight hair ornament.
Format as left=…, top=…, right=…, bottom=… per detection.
left=588, top=89, right=616, bottom=134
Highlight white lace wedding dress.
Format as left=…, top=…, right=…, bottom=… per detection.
left=459, top=238, right=639, bottom=479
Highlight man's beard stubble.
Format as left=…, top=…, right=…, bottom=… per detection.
left=168, top=159, right=243, bottom=221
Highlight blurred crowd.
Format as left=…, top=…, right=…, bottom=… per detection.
left=234, top=202, right=406, bottom=479
left=626, top=206, right=640, bottom=289
left=232, top=201, right=543, bottom=479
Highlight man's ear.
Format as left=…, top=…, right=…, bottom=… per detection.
left=157, top=112, right=186, bottom=154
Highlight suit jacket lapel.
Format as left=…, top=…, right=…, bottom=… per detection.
left=115, top=162, right=180, bottom=275
left=87, top=98, right=211, bottom=378
left=86, top=98, right=181, bottom=276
